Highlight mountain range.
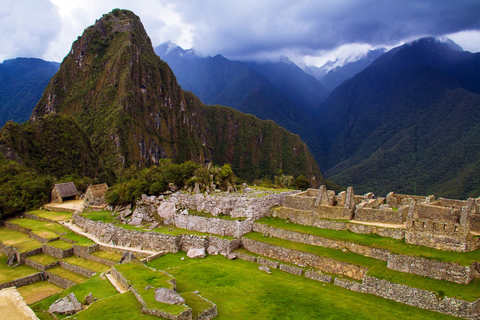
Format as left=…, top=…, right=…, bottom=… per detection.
left=0, top=9, right=321, bottom=186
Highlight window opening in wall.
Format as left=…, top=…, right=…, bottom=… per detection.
left=423, top=222, right=426, bottom=228
left=454, top=226, right=458, bottom=232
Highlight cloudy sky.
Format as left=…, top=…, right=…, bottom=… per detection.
left=1, top=0, right=480, bottom=67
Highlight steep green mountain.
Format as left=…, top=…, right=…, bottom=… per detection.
left=22, top=9, right=321, bottom=184
left=155, top=43, right=327, bottom=165
left=0, top=58, right=59, bottom=127
left=318, top=38, right=480, bottom=198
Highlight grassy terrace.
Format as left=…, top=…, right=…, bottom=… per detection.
left=91, top=250, right=123, bottom=262
left=46, top=239, right=73, bottom=250
left=17, top=281, right=63, bottom=304
left=244, top=232, right=480, bottom=301
left=115, top=261, right=189, bottom=315
left=0, top=228, right=42, bottom=252
left=28, top=253, right=58, bottom=266
left=26, top=210, right=72, bottom=222
left=147, top=252, right=456, bottom=320
left=62, top=256, right=110, bottom=273
left=31, top=274, right=119, bottom=319
left=0, top=253, right=39, bottom=283
left=81, top=210, right=233, bottom=239
left=181, top=292, right=214, bottom=318
left=257, top=216, right=480, bottom=265
left=47, top=265, right=89, bottom=284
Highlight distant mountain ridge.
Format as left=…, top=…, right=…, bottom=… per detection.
left=155, top=42, right=329, bottom=164
left=2, top=9, right=322, bottom=185
left=317, top=37, right=480, bottom=198
left=0, top=58, right=59, bottom=127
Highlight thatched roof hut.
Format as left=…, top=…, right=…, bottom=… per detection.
left=51, top=182, right=79, bottom=203
left=84, top=183, right=108, bottom=206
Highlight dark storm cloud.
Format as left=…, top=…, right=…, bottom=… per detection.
left=169, top=0, right=480, bottom=58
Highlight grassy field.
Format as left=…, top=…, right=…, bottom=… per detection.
left=257, top=216, right=480, bottom=265
left=62, top=255, right=110, bottom=273
left=26, top=210, right=72, bottom=222
left=46, top=239, right=73, bottom=250
left=31, top=274, right=119, bottom=319
left=0, top=228, right=42, bottom=252
left=47, top=266, right=89, bottom=284
left=0, top=253, right=39, bottom=283
left=8, top=218, right=65, bottom=240
left=91, top=250, right=123, bottom=262
left=147, top=252, right=457, bottom=320
left=17, top=281, right=63, bottom=304
left=244, top=232, right=480, bottom=301
left=115, top=261, right=188, bottom=315
left=27, top=253, right=58, bottom=265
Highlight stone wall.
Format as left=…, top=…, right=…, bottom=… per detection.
left=73, top=214, right=240, bottom=256
left=314, top=206, right=353, bottom=220
left=334, top=276, right=480, bottom=319
left=59, top=261, right=96, bottom=278
left=0, top=272, right=44, bottom=290
left=304, top=270, right=332, bottom=283
left=45, top=271, right=76, bottom=289
left=387, top=254, right=474, bottom=284
left=173, top=213, right=253, bottom=237
left=42, top=244, right=73, bottom=259
left=169, top=191, right=298, bottom=219
left=25, top=258, right=58, bottom=271
left=279, top=263, right=303, bottom=275
left=242, top=238, right=367, bottom=280
left=283, top=194, right=316, bottom=211
left=195, top=295, right=218, bottom=320
left=470, top=214, right=480, bottom=232
left=354, top=207, right=407, bottom=224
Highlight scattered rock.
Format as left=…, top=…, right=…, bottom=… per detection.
left=180, top=209, right=188, bottom=215
left=227, top=253, right=237, bottom=260
left=119, top=209, right=132, bottom=217
left=342, top=248, right=347, bottom=253
left=242, top=183, right=248, bottom=189
left=164, top=216, right=174, bottom=225
left=7, top=254, right=18, bottom=266
left=187, top=248, right=206, bottom=259
left=148, top=222, right=159, bottom=229
left=145, top=285, right=154, bottom=291
left=129, top=216, right=143, bottom=225
left=169, top=183, right=179, bottom=192
left=84, top=293, right=95, bottom=305
left=49, top=293, right=82, bottom=315
left=211, top=207, right=222, bottom=216
left=181, top=257, right=185, bottom=261
left=258, top=266, right=271, bottom=274
left=119, top=251, right=136, bottom=264
left=194, top=182, right=201, bottom=194
left=157, top=201, right=176, bottom=219
left=154, top=288, right=185, bottom=305
left=207, top=246, right=219, bottom=255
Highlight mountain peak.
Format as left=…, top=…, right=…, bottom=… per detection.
left=408, top=37, right=463, bottom=52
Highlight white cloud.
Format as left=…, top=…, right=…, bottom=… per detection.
left=447, top=30, right=480, bottom=53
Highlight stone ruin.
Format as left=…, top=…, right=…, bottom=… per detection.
left=280, top=185, right=480, bottom=252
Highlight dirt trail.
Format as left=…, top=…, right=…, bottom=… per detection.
left=349, top=220, right=406, bottom=229
left=0, top=287, right=39, bottom=320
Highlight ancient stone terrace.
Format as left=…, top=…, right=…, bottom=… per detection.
left=280, top=186, right=480, bottom=252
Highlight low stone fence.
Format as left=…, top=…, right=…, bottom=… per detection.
left=59, top=261, right=96, bottom=278
left=42, top=244, right=73, bottom=259
left=169, top=191, right=298, bottom=219
left=44, top=271, right=76, bottom=289
left=304, top=270, right=332, bottom=283
left=242, top=238, right=367, bottom=280
left=25, top=258, right=58, bottom=271
left=253, top=223, right=390, bottom=261
left=274, top=208, right=405, bottom=239
left=174, top=213, right=253, bottom=237
left=0, top=272, right=44, bottom=290
left=387, top=254, right=474, bottom=284
left=334, top=276, right=480, bottom=319
left=23, top=213, right=57, bottom=224
left=4, top=221, right=59, bottom=244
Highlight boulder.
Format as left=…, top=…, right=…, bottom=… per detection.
left=49, top=293, right=82, bottom=315
left=84, top=293, right=95, bottom=305
left=187, top=248, right=206, bottom=259
left=227, top=253, right=237, bottom=260
left=129, top=216, right=143, bottom=225
left=157, top=201, right=176, bottom=219
left=154, top=288, right=185, bottom=305
left=211, top=207, right=222, bottom=216
left=207, top=246, right=219, bottom=255
left=164, top=216, right=174, bottom=225
left=119, top=251, right=136, bottom=264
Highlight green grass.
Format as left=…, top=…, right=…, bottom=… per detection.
left=91, top=250, right=123, bottom=262
left=0, top=228, right=42, bottom=252
left=73, top=292, right=160, bottom=320
left=46, top=240, right=73, bottom=250
left=257, top=216, right=480, bottom=265
left=147, top=252, right=457, bottom=320
left=47, top=265, right=89, bottom=284
left=17, top=281, right=63, bottom=304
left=181, top=292, right=214, bottom=318
left=244, top=232, right=480, bottom=301
left=62, top=256, right=110, bottom=273
left=8, top=218, right=66, bottom=240
left=0, top=253, right=39, bottom=283
left=27, top=253, right=58, bottom=266
left=31, top=273, right=119, bottom=319
left=61, top=232, right=95, bottom=246
left=26, top=210, right=72, bottom=222
left=115, top=261, right=188, bottom=315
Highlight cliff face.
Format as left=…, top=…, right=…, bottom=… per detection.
left=30, top=9, right=321, bottom=184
